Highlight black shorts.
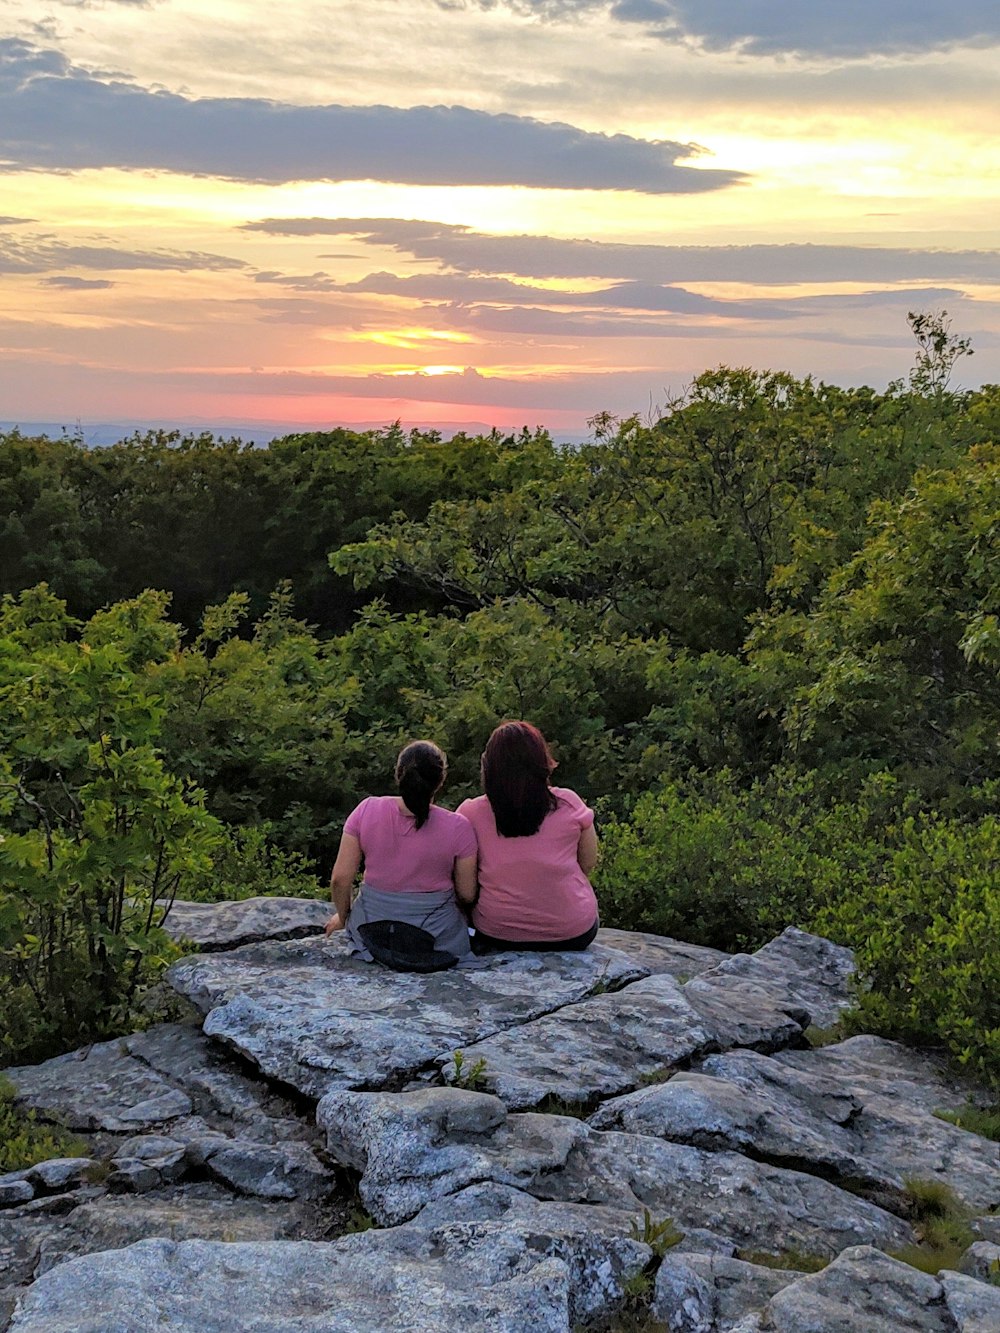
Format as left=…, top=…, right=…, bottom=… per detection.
left=471, top=918, right=599, bottom=955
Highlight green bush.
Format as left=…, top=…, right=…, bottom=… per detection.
left=595, top=769, right=895, bottom=952
left=0, top=587, right=222, bottom=1066
left=597, top=770, right=1000, bottom=1086
left=817, top=813, right=1000, bottom=1087
left=0, top=1076, right=87, bottom=1172
left=193, top=824, right=323, bottom=903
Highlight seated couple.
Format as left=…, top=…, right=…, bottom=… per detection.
left=324, top=721, right=599, bottom=965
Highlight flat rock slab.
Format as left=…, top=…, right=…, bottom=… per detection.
left=318, top=1086, right=913, bottom=1258
left=447, top=973, right=716, bottom=1110
left=33, top=1183, right=314, bottom=1277
left=594, top=929, right=730, bottom=979
left=168, top=935, right=646, bottom=1101
left=4, top=1040, right=192, bottom=1132
left=685, top=927, right=855, bottom=1036
left=590, top=1045, right=1000, bottom=1214
left=730, top=1245, right=1000, bottom=1332
left=5, top=1225, right=638, bottom=1333
left=122, top=1024, right=310, bottom=1141
left=774, top=1034, right=987, bottom=1115
left=159, top=896, right=330, bottom=950
left=2, top=1024, right=333, bottom=1208
left=652, top=1251, right=804, bottom=1330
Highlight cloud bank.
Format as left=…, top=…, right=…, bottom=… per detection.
left=0, top=40, right=740, bottom=193
left=243, top=218, right=1000, bottom=285
left=0, top=229, right=247, bottom=276
left=460, top=1, right=1000, bottom=59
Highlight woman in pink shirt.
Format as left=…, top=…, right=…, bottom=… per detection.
left=457, top=721, right=599, bottom=952
left=325, top=741, right=478, bottom=962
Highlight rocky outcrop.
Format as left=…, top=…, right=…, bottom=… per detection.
left=316, top=1085, right=914, bottom=1257
left=159, top=895, right=331, bottom=950
left=442, top=972, right=716, bottom=1109
left=589, top=1043, right=1000, bottom=1214
left=167, top=934, right=646, bottom=1099
left=3, top=913, right=999, bottom=1332
left=724, top=1244, right=1000, bottom=1331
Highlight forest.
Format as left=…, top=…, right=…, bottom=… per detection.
left=2, top=329, right=998, bottom=1087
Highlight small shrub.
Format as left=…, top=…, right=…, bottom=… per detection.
left=628, top=1208, right=683, bottom=1258
left=804, top=1022, right=849, bottom=1049
left=342, top=1204, right=376, bottom=1235
left=890, top=1176, right=976, bottom=1273
left=535, top=1094, right=590, bottom=1119
left=0, top=1076, right=87, bottom=1173
left=933, top=1104, right=1000, bottom=1142
left=636, top=1067, right=675, bottom=1087
left=449, top=1050, right=488, bottom=1091
left=199, top=823, right=323, bottom=903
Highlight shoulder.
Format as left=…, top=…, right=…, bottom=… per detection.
left=434, top=805, right=478, bottom=845
left=346, top=794, right=391, bottom=827
left=456, top=795, right=490, bottom=821
left=551, top=787, right=595, bottom=828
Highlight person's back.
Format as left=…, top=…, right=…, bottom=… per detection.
left=326, top=741, right=477, bottom=964
left=457, top=722, right=599, bottom=952
left=345, top=795, right=473, bottom=894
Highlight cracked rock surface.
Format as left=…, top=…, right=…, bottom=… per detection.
left=3, top=913, right=999, bottom=1332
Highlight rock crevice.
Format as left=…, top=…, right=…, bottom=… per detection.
left=2, top=907, right=998, bottom=1332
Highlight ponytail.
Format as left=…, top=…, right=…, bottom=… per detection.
left=395, top=741, right=446, bottom=829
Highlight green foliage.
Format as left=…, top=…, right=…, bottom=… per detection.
left=0, top=1076, right=87, bottom=1172
left=0, top=587, right=222, bottom=1064
left=756, top=448, right=1000, bottom=797
left=598, top=769, right=1000, bottom=1082
left=204, top=824, right=322, bottom=903
left=907, top=310, right=974, bottom=396
left=595, top=769, right=896, bottom=951
left=816, top=812, right=1000, bottom=1087
left=736, top=1249, right=828, bottom=1273
left=627, top=1209, right=683, bottom=1257
left=342, top=1204, right=377, bottom=1235
left=449, top=1050, right=488, bottom=1091
left=932, top=1104, right=1000, bottom=1141
left=890, top=1177, right=976, bottom=1273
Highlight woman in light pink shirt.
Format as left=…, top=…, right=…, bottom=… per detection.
left=325, top=741, right=478, bottom=961
left=457, top=721, right=599, bottom=952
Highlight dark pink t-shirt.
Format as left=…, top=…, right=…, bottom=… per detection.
left=343, top=796, right=477, bottom=893
left=457, top=787, right=597, bottom=940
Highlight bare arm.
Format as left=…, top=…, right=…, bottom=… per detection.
left=325, top=833, right=362, bottom=932
left=577, top=823, right=599, bottom=877
left=453, top=854, right=478, bottom=906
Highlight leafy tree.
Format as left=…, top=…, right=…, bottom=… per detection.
left=907, top=309, right=974, bottom=396
left=0, top=587, right=221, bottom=1064
left=757, top=447, right=1000, bottom=796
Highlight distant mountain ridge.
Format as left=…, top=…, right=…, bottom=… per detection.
left=1, top=420, right=588, bottom=447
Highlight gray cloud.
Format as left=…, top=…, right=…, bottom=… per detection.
left=0, top=40, right=741, bottom=193
left=40, top=275, right=115, bottom=289
left=421, top=286, right=974, bottom=341
left=151, top=363, right=669, bottom=411
left=242, top=217, right=1000, bottom=286
left=457, top=1, right=1000, bottom=59
left=0, top=215, right=34, bottom=225
left=0, top=230, right=246, bottom=276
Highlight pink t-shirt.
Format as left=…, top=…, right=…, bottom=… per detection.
left=457, top=787, right=597, bottom=941
left=344, top=796, right=477, bottom=893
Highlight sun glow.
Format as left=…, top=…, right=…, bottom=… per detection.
left=387, top=364, right=467, bottom=377
left=360, top=329, right=474, bottom=349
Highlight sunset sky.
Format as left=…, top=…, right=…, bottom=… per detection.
left=2, top=1, right=999, bottom=436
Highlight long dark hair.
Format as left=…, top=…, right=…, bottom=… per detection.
left=481, top=721, right=558, bottom=838
left=395, top=740, right=446, bottom=830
